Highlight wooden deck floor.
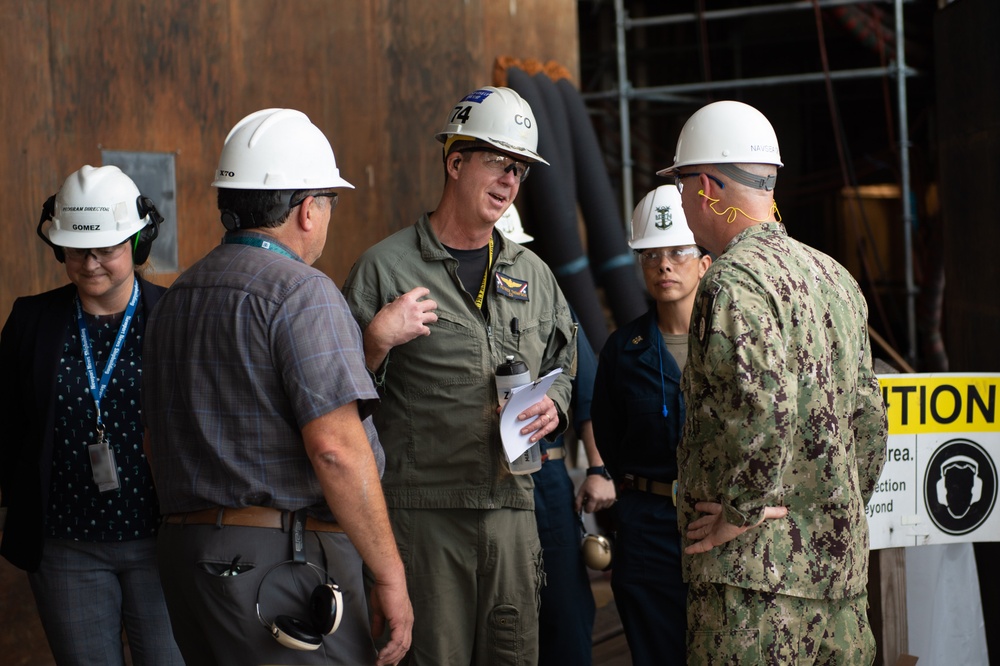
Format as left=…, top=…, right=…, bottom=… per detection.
left=591, top=573, right=634, bottom=665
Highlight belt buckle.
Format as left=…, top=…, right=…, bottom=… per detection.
left=620, top=473, right=637, bottom=491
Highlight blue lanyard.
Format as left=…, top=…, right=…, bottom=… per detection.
left=222, top=233, right=303, bottom=262
left=75, top=279, right=140, bottom=428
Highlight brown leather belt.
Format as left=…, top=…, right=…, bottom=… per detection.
left=619, top=474, right=676, bottom=504
left=163, top=506, right=343, bottom=533
left=541, top=446, right=566, bottom=463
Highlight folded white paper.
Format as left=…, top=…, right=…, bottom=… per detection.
left=499, top=367, right=563, bottom=463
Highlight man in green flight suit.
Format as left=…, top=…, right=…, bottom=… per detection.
left=342, top=86, right=576, bottom=665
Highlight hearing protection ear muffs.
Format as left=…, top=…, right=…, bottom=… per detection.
left=581, top=532, right=613, bottom=571
left=577, top=511, right=613, bottom=571
left=255, top=559, right=344, bottom=651
left=36, top=194, right=63, bottom=262
left=936, top=455, right=984, bottom=507
left=132, top=195, right=163, bottom=265
left=220, top=209, right=243, bottom=231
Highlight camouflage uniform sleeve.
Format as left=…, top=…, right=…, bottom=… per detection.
left=853, top=319, right=888, bottom=505
left=699, top=279, right=792, bottom=528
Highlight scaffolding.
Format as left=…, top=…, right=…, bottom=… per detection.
left=585, top=0, right=920, bottom=363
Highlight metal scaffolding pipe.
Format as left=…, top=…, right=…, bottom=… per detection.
left=614, top=0, right=635, bottom=227
left=895, top=0, right=918, bottom=364
left=598, top=0, right=917, bottom=363
left=582, top=65, right=919, bottom=102
left=625, top=0, right=911, bottom=30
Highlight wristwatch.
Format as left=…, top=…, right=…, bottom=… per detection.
left=586, top=465, right=613, bottom=481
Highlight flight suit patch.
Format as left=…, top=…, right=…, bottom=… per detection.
left=495, top=271, right=529, bottom=301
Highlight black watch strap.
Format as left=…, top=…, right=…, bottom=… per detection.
left=586, top=465, right=612, bottom=481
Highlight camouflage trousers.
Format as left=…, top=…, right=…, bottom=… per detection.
left=686, top=582, right=875, bottom=666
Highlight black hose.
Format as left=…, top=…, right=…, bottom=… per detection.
left=554, top=76, right=646, bottom=328
left=506, top=66, right=610, bottom=352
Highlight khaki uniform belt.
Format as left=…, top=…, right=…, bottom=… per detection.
left=163, top=506, right=344, bottom=533
left=620, top=474, right=675, bottom=503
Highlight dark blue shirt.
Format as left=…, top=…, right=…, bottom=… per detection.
left=47, top=304, right=161, bottom=541
left=592, top=308, right=685, bottom=483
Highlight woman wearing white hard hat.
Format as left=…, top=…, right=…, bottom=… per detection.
left=592, top=184, right=710, bottom=665
left=1, top=165, right=181, bottom=664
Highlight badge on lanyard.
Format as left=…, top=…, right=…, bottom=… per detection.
left=88, top=424, right=121, bottom=493
left=76, top=280, right=139, bottom=493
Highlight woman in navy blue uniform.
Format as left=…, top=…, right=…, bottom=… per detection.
left=592, top=185, right=711, bottom=665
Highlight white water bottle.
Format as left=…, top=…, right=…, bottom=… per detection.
left=496, top=355, right=542, bottom=475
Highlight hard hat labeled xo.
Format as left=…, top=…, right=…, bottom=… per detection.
left=212, top=108, right=354, bottom=191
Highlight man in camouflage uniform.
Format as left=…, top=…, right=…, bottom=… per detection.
left=658, top=100, right=888, bottom=665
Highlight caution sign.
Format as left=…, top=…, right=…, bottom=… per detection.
left=869, top=374, right=1000, bottom=549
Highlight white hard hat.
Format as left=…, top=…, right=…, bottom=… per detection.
left=656, top=100, right=783, bottom=176
left=495, top=204, right=533, bottom=244
left=435, top=87, right=549, bottom=165
left=45, top=165, right=152, bottom=249
left=212, top=108, right=354, bottom=190
left=629, top=185, right=696, bottom=250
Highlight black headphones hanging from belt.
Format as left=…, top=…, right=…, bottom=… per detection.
left=254, top=511, right=344, bottom=651
left=36, top=193, right=164, bottom=264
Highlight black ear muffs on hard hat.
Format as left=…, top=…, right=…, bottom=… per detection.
left=132, top=196, right=162, bottom=264
left=36, top=194, right=63, bottom=262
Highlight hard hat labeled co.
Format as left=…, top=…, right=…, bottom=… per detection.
left=657, top=100, right=782, bottom=176
left=436, top=87, right=549, bottom=165
left=629, top=184, right=696, bottom=250
left=213, top=108, right=354, bottom=190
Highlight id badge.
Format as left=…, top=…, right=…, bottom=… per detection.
left=88, top=435, right=121, bottom=493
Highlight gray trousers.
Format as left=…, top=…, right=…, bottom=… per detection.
left=156, top=521, right=376, bottom=665
left=29, top=537, right=183, bottom=666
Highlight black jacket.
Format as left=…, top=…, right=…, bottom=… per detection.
left=0, top=276, right=165, bottom=571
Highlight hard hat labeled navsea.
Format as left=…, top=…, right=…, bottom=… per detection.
left=46, top=165, right=152, bottom=249
left=212, top=108, right=354, bottom=190
left=657, top=100, right=782, bottom=176
left=435, top=87, right=549, bottom=165
left=495, top=204, right=534, bottom=244
left=629, top=184, right=696, bottom=250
